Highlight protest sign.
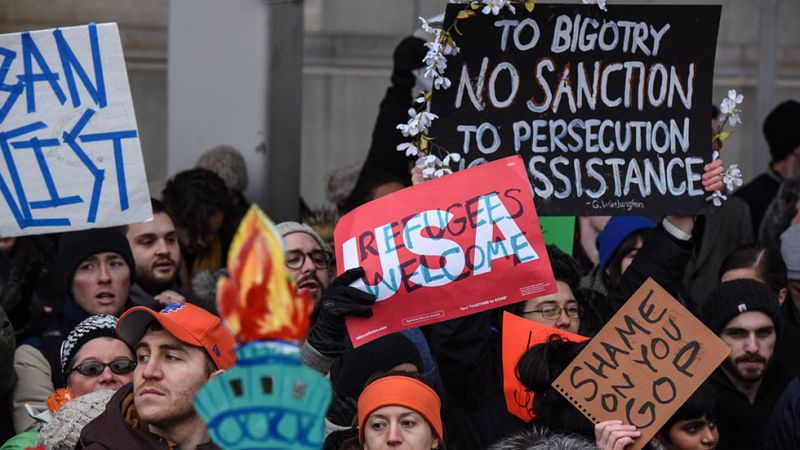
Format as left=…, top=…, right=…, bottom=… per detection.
left=429, top=4, right=721, bottom=216
left=502, top=311, right=588, bottom=422
left=334, top=156, right=556, bottom=347
left=552, top=278, right=730, bottom=450
left=539, top=216, right=575, bottom=254
left=0, top=23, right=151, bottom=237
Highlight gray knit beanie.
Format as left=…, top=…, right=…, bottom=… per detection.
left=39, top=389, right=115, bottom=450
left=780, top=224, right=800, bottom=281
left=195, top=145, right=248, bottom=193
left=276, top=221, right=327, bottom=252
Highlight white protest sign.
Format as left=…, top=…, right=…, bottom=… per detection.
left=0, top=23, right=151, bottom=237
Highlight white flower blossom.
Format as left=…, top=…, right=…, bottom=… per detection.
left=482, top=0, right=502, bottom=15
left=443, top=153, right=462, bottom=165
left=415, top=94, right=427, bottom=104
left=416, top=111, right=438, bottom=130
left=419, top=17, right=435, bottom=34
left=423, top=47, right=447, bottom=72
left=719, top=89, right=743, bottom=127
left=415, top=154, right=452, bottom=180
left=706, top=190, right=727, bottom=207
left=434, top=75, right=452, bottom=90
left=443, top=42, right=460, bottom=56
left=434, top=168, right=453, bottom=178
left=397, top=108, right=421, bottom=137
left=723, top=164, right=743, bottom=192
left=397, top=142, right=419, bottom=157
left=582, top=0, right=608, bottom=11
left=727, top=89, right=743, bottom=105
left=712, top=150, right=720, bottom=161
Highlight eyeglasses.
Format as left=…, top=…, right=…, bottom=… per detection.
left=69, top=358, right=136, bottom=377
left=523, top=304, right=582, bottom=320
left=285, top=249, right=329, bottom=270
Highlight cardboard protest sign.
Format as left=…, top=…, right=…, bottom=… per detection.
left=552, top=278, right=730, bottom=450
left=0, top=23, right=151, bottom=237
left=539, top=216, right=575, bottom=255
left=429, top=4, right=721, bottom=216
left=502, top=311, right=588, bottom=422
left=334, top=156, right=556, bottom=347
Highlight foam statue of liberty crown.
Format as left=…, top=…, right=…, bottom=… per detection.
left=194, top=206, right=332, bottom=450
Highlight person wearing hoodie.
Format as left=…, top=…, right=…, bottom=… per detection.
left=11, top=227, right=135, bottom=433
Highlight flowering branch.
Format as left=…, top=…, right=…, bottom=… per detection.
left=707, top=89, right=745, bottom=206
left=398, top=0, right=609, bottom=181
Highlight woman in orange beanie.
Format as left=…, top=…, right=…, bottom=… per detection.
left=356, top=373, right=444, bottom=450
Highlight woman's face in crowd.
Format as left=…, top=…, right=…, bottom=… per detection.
left=521, top=281, right=580, bottom=334
left=363, top=405, right=438, bottom=450
left=71, top=252, right=130, bottom=315
left=619, top=237, right=644, bottom=276
left=664, top=415, right=718, bottom=450
left=67, top=337, right=134, bottom=397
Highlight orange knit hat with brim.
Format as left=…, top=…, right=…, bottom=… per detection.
left=357, top=375, right=443, bottom=444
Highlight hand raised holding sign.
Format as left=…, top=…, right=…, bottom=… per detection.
left=595, top=421, right=641, bottom=450
left=305, top=267, right=376, bottom=360
left=662, top=158, right=725, bottom=235
left=701, top=159, right=724, bottom=192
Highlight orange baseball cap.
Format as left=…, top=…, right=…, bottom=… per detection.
left=117, top=303, right=236, bottom=370
left=357, top=375, right=443, bottom=444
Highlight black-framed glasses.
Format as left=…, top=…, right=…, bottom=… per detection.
left=285, top=249, right=329, bottom=270
left=523, top=304, right=582, bottom=320
left=69, top=358, right=136, bottom=377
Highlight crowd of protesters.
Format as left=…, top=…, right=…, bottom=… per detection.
left=1, top=34, right=800, bottom=450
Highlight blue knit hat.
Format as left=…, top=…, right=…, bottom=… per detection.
left=596, top=216, right=656, bottom=270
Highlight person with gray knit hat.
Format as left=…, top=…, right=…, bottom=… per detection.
left=276, top=221, right=331, bottom=303
left=700, top=279, right=794, bottom=450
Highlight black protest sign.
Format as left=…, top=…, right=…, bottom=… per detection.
left=429, top=4, right=721, bottom=215
left=551, top=278, right=730, bottom=450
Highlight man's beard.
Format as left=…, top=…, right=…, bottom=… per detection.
left=722, top=353, right=770, bottom=384
left=136, top=264, right=177, bottom=295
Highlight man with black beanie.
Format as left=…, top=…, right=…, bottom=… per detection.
left=701, top=279, right=794, bottom=450
left=736, top=99, right=800, bottom=236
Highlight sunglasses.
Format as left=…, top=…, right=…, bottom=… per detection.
left=69, top=358, right=136, bottom=377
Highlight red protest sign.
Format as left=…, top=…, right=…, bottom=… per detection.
left=334, top=156, right=556, bottom=347
left=502, top=312, right=589, bottom=422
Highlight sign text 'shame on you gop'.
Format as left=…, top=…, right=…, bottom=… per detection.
left=334, top=156, right=556, bottom=346
left=430, top=5, right=722, bottom=216
left=0, top=23, right=151, bottom=237
left=552, top=278, right=730, bottom=450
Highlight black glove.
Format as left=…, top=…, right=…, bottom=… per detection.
left=307, top=267, right=376, bottom=358
left=392, top=36, right=427, bottom=89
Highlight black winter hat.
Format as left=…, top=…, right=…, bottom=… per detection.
left=55, top=227, right=135, bottom=297
left=331, top=333, right=423, bottom=400
left=764, top=100, right=800, bottom=163
left=701, top=279, right=782, bottom=337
